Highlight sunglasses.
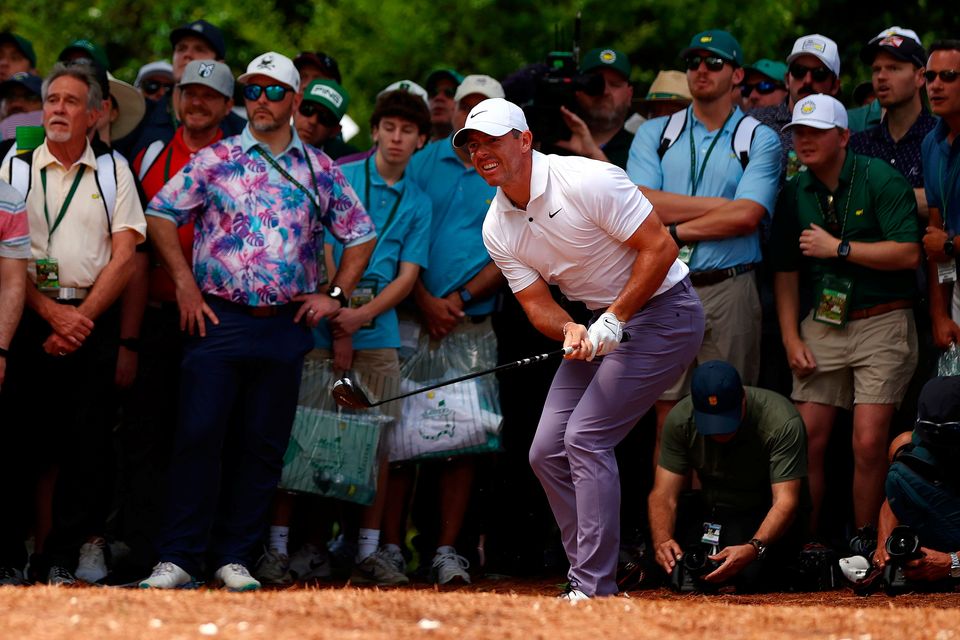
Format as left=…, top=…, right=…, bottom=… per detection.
left=430, top=87, right=456, bottom=99
left=142, top=79, right=173, bottom=94
left=685, top=55, right=726, bottom=72
left=924, top=69, right=960, bottom=83
left=298, top=102, right=339, bottom=126
left=741, top=80, right=782, bottom=97
left=788, top=63, right=833, bottom=83
left=243, top=84, right=291, bottom=102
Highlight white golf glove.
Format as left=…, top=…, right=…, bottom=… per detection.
left=586, top=312, right=623, bottom=361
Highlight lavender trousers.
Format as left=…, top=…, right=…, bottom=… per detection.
left=529, top=278, right=704, bottom=596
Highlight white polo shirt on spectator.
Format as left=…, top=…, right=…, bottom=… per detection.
left=482, top=151, right=687, bottom=310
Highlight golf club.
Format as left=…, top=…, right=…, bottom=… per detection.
left=332, top=332, right=630, bottom=409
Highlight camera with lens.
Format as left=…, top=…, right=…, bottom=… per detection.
left=524, top=51, right=604, bottom=147
left=669, top=544, right=721, bottom=593
left=882, top=525, right=923, bottom=594
left=791, top=544, right=839, bottom=591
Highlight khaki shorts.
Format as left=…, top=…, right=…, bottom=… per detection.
left=791, top=308, right=917, bottom=410
left=660, top=271, right=760, bottom=401
left=308, top=347, right=401, bottom=378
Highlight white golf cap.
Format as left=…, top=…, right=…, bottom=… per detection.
left=782, top=93, right=848, bottom=132
left=179, top=60, right=234, bottom=98
left=787, top=34, right=840, bottom=77
left=452, top=98, right=528, bottom=148
left=454, top=74, right=505, bottom=103
left=377, top=79, right=429, bottom=106
left=134, top=60, right=173, bottom=88
left=238, top=52, right=299, bottom=92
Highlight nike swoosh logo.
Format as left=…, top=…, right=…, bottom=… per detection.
left=469, top=110, right=488, bottom=119
left=548, top=208, right=562, bottom=218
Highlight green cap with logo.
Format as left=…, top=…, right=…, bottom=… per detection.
left=58, top=39, right=110, bottom=70
left=580, top=48, right=631, bottom=79
left=744, top=59, right=787, bottom=85
left=303, top=79, right=350, bottom=120
left=0, top=33, right=36, bottom=68
left=680, top=30, right=743, bottom=67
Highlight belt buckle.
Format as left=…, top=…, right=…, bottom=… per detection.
left=58, top=287, right=78, bottom=300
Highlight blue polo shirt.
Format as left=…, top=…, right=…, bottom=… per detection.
left=922, top=119, right=960, bottom=232
left=626, top=105, right=782, bottom=272
left=316, top=155, right=432, bottom=350
left=406, top=136, right=497, bottom=316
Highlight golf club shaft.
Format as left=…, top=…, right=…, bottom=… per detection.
left=367, top=346, right=575, bottom=407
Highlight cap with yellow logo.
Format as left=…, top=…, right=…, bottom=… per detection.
left=679, top=30, right=743, bottom=67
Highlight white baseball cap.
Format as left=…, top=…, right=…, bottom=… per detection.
left=238, top=52, right=299, bottom=92
left=377, top=79, right=429, bottom=106
left=452, top=98, right=528, bottom=148
left=787, top=34, right=841, bottom=77
left=454, top=75, right=505, bottom=103
left=782, top=94, right=848, bottom=132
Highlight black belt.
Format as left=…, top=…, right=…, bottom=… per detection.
left=689, top=263, right=757, bottom=287
left=203, top=294, right=299, bottom=318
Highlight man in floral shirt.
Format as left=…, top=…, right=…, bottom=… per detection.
left=140, top=52, right=375, bottom=591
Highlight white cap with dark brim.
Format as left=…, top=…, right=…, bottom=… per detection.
left=452, top=98, right=528, bottom=148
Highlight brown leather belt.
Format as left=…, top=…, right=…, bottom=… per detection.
left=848, top=299, right=913, bottom=321
left=203, top=295, right=298, bottom=318
left=689, top=263, right=757, bottom=287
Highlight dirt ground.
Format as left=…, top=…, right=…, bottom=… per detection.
left=2, top=579, right=960, bottom=640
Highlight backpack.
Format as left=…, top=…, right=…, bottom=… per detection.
left=6, top=145, right=120, bottom=229
left=657, top=107, right=761, bottom=170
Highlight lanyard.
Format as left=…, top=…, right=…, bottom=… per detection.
left=364, top=155, right=404, bottom=237
left=163, top=143, right=176, bottom=182
left=253, top=144, right=321, bottom=214
left=40, top=165, right=86, bottom=247
left=939, top=152, right=960, bottom=227
left=688, top=107, right=735, bottom=197
left=815, top=155, right=859, bottom=241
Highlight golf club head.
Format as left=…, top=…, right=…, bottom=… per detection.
left=331, top=376, right=374, bottom=409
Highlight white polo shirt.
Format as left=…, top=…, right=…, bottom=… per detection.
left=482, top=151, right=687, bottom=311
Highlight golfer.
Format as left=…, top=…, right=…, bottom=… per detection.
left=455, top=98, right=704, bottom=599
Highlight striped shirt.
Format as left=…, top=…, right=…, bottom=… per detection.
left=0, top=180, right=30, bottom=259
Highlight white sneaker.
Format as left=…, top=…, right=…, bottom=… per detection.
left=431, top=549, right=471, bottom=585
left=213, top=563, right=260, bottom=592
left=558, top=588, right=590, bottom=603
left=351, top=550, right=409, bottom=586
left=254, top=548, right=292, bottom=585
left=139, top=562, right=193, bottom=589
left=47, top=565, right=77, bottom=586
left=380, top=545, right=407, bottom=574
left=76, top=539, right=108, bottom=583
left=289, top=543, right=332, bottom=581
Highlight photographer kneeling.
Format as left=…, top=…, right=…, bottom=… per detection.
left=873, top=376, right=960, bottom=585
left=649, top=361, right=808, bottom=592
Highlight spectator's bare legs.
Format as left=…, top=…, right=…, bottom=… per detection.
left=437, top=459, right=475, bottom=547
left=34, top=467, right=57, bottom=555
left=796, top=401, right=838, bottom=534
left=851, top=404, right=895, bottom=528
left=382, top=465, right=415, bottom=547
left=360, top=455, right=390, bottom=530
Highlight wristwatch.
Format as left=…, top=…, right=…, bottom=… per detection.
left=837, top=240, right=851, bottom=260
left=748, top=538, right=767, bottom=560
left=326, top=284, right=348, bottom=308
left=945, top=236, right=956, bottom=258
left=949, top=552, right=960, bottom=579
left=458, top=286, right=473, bottom=304
left=669, top=223, right=682, bottom=247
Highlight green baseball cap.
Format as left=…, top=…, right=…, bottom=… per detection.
left=0, top=32, right=36, bottom=68
left=580, top=47, right=631, bottom=79
left=425, top=68, right=464, bottom=93
left=58, top=39, right=110, bottom=70
left=680, top=30, right=743, bottom=67
left=303, top=79, right=350, bottom=120
left=744, top=59, right=787, bottom=85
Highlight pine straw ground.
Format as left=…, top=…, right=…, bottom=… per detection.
left=2, top=580, right=960, bottom=640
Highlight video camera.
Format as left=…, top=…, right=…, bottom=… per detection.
left=882, top=525, right=923, bottom=594
left=669, top=544, right=721, bottom=593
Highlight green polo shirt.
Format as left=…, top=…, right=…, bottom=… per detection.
left=659, top=387, right=807, bottom=511
left=770, top=151, right=920, bottom=311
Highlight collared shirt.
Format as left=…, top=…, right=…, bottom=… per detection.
left=770, top=152, right=921, bottom=310
left=750, top=99, right=795, bottom=179
left=0, top=180, right=30, bottom=259
left=135, top=126, right=224, bottom=303
left=627, top=105, right=782, bottom=272
left=483, top=151, right=688, bottom=310
left=659, top=387, right=808, bottom=511
left=406, top=136, right=497, bottom=315
left=314, top=155, right=432, bottom=350
left=1, top=141, right=147, bottom=288
left=847, top=99, right=883, bottom=134
left=850, top=110, right=937, bottom=187
left=147, top=126, right=375, bottom=307
left=922, top=119, right=960, bottom=232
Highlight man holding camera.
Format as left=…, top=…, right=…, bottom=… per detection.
left=649, top=360, right=807, bottom=592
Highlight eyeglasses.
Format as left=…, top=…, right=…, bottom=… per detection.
left=298, top=102, right=339, bottom=127
left=740, top=80, right=782, bottom=97
left=429, top=87, right=456, bottom=99
left=243, top=84, right=291, bottom=102
left=142, top=79, right=173, bottom=95
left=788, top=63, right=834, bottom=83
left=685, top=55, right=726, bottom=72
left=924, top=69, right=960, bottom=83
